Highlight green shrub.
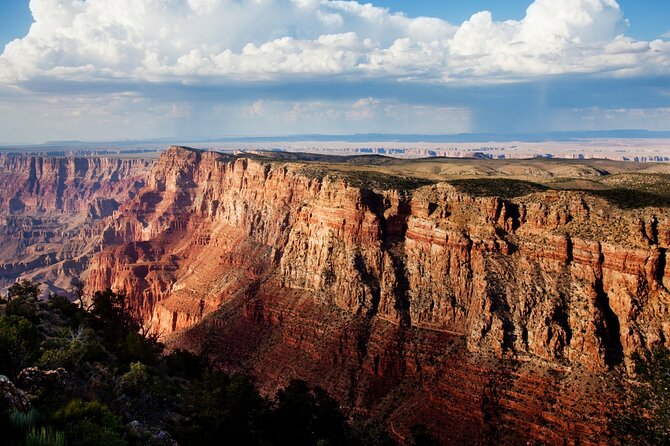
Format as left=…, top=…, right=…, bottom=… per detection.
left=26, top=426, right=66, bottom=446
left=53, top=400, right=127, bottom=446
left=0, top=281, right=396, bottom=446
left=117, top=362, right=150, bottom=395
left=6, top=296, right=41, bottom=325
left=38, top=327, right=104, bottom=369
left=0, top=315, right=41, bottom=376
left=9, top=409, right=39, bottom=430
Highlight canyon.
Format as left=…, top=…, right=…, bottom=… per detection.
left=0, top=153, right=152, bottom=294
left=3, top=146, right=670, bottom=444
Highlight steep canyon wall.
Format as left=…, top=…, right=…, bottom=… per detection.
left=85, top=146, right=670, bottom=444
left=3, top=147, right=668, bottom=444
left=0, top=153, right=152, bottom=293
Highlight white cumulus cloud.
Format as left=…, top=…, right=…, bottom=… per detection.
left=0, top=0, right=667, bottom=86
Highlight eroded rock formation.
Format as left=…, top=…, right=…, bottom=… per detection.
left=81, top=146, right=670, bottom=445
left=4, top=147, right=667, bottom=444
left=0, top=153, right=152, bottom=293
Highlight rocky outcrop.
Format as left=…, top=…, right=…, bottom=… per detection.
left=15, top=367, right=67, bottom=394
left=83, top=146, right=670, bottom=444
left=0, top=154, right=152, bottom=294
left=0, top=375, right=30, bottom=413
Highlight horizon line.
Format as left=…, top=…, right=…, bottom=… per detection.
left=2, top=129, right=670, bottom=149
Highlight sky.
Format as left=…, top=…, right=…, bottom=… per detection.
left=0, top=0, right=668, bottom=144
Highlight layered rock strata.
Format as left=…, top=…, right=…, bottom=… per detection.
left=85, top=146, right=670, bottom=444
left=0, top=154, right=152, bottom=293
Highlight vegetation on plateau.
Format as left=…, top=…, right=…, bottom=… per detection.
left=285, top=152, right=670, bottom=209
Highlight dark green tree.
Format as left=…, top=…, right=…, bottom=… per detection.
left=0, top=315, right=40, bottom=376
left=88, top=289, right=162, bottom=365
left=7, top=280, right=41, bottom=302
left=6, top=281, right=42, bottom=324
left=267, top=379, right=349, bottom=446
left=178, top=371, right=265, bottom=446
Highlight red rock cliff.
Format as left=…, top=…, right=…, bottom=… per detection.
left=87, top=146, right=670, bottom=444
left=0, top=153, right=152, bottom=293
left=0, top=154, right=149, bottom=214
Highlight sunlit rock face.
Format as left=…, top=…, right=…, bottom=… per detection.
left=0, top=153, right=152, bottom=294
left=18, top=145, right=663, bottom=445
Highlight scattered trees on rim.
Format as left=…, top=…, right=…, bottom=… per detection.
left=0, top=280, right=418, bottom=446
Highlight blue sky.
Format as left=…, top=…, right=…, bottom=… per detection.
left=379, top=0, right=670, bottom=40
left=0, top=0, right=668, bottom=143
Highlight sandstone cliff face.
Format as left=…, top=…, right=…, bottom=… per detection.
left=400, top=186, right=670, bottom=372
left=84, top=146, right=670, bottom=444
left=90, top=147, right=670, bottom=368
left=0, top=154, right=148, bottom=214
left=0, top=154, right=152, bottom=293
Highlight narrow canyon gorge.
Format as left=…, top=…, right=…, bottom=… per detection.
left=3, top=146, right=670, bottom=444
